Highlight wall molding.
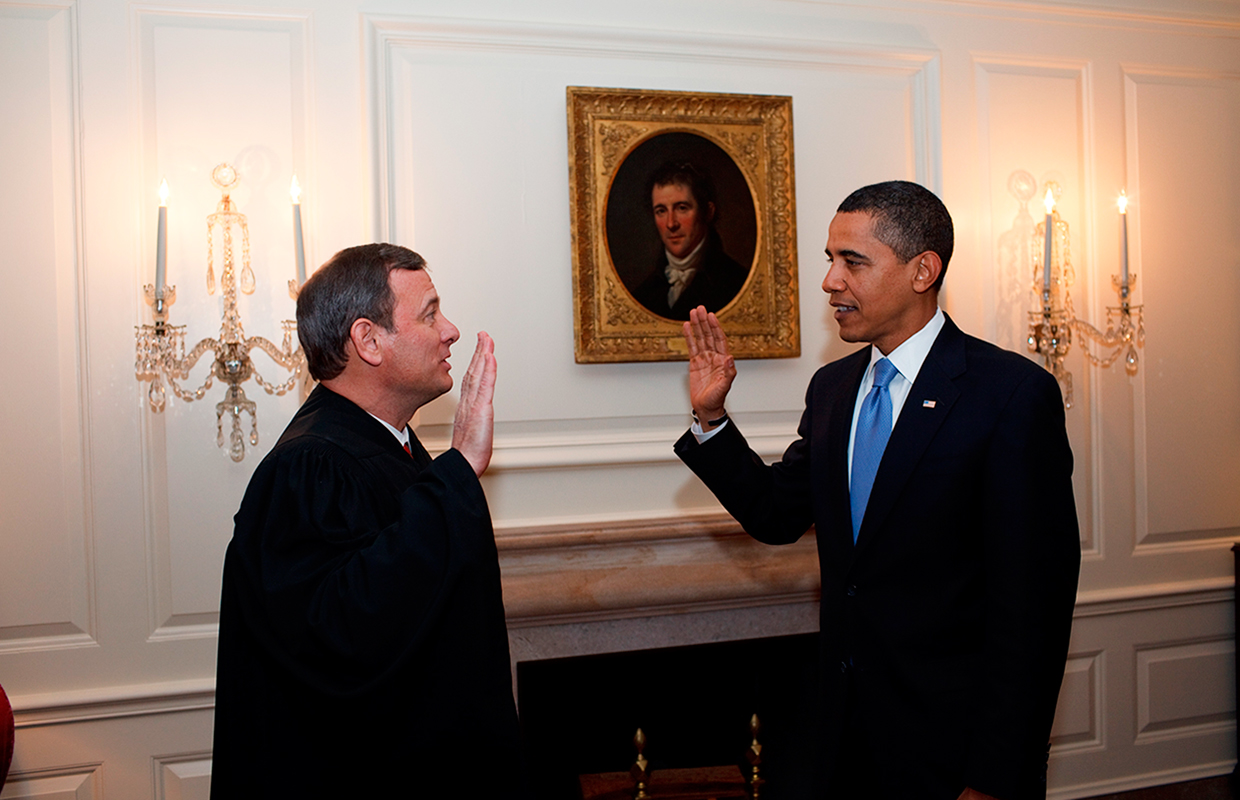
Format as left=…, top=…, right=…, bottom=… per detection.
left=364, top=13, right=942, bottom=244
left=1123, top=64, right=1240, bottom=554
left=11, top=678, right=215, bottom=729
left=790, top=0, right=1240, bottom=31
left=130, top=5, right=314, bottom=642
left=6, top=512, right=1232, bottom=737
left=0, top=0, right=97, bottom=656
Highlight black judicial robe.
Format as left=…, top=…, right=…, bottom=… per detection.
left=211, top=385, right=526, bottom=797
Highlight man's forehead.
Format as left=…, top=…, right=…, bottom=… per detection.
left=825, top=211, right=887, bottom=256
left=652, top=182, right=693, bottom=202
left=391, top=268, right=437, bottom=306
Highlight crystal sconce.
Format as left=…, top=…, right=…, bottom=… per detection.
left=135, top=163, right=307, bottom=461
left=1020, top=174, right=1146, bottom=408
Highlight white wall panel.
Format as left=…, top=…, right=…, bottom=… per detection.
left=154, top=754, right=211, bottom=800
left=134, top=10, right=311, bottom=636
left=1137, top=638, right=1235, bottom=739
left=0, top=4, right=93, bottom=653
left=0, top=767, right=99, bottom=800
left=1051, top=651, right=1103, bottom=750
left=975, top=57, right=1101, bottom=557
left=1126, top=67, right=1240, bottom=548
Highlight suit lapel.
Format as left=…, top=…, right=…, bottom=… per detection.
left=854, top=317, right=967, bottom=555
left=825, top=350, right=868, bottom=558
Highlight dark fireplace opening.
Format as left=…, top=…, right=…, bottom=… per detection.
left=517, top=632, right=821, bottom=799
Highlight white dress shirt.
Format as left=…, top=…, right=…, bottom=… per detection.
left=692, top=308, right=947, bottom=478
left=845, top=307, right=944, bottom=481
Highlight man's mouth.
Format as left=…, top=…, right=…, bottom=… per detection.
left=832, top=302, right=857, bottom=314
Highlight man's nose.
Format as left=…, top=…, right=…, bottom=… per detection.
left=442, top=316, right=460, bottom=345
left=822, top=263, right=843, bottom=293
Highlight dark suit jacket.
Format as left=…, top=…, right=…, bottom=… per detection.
left=676, top=316, right=1080, bottom=800
left=212, top=385, right=527, bottom=798
left=634, top=230, right=750, bottom=320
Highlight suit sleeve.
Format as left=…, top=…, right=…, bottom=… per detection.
left=674, top=386, right=818, bottom=545
left=966, top=368, right=1081, bottom=799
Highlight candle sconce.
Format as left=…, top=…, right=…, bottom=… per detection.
left=135, top=163, right=307, bottom=462
left=1025, top=179, right=1145, bottom=409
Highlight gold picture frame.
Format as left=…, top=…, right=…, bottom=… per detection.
left=568, top=86, right=800, bottom=363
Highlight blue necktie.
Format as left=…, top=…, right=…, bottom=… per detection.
left=850, top=358, right=898, bottom=542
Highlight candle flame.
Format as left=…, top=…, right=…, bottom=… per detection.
left=290, top=175, right=301, bottom=204
left=1117, top=191, right=1128, bottom=214
left=1043, top=187, right=1055, bottom=214
left=159, top=178, right=169, bottom=206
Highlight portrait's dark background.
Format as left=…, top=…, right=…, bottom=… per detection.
left=605, top=131, right=758, bottom=298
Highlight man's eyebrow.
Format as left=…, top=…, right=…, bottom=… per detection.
left=825, top=247, right=870, bottom=262
left=419, top=294, right=440, bottom=315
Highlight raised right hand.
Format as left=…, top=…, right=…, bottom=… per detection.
left=683, top=306, right=737, bottom=429
left=451, top=332, right=496, bottom=477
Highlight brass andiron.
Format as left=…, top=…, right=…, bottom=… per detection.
left=631, top=728, right=651, bottom=800
left=135, top=163, right=306, bottom=461
left=745, top=714, right=764, bottom=799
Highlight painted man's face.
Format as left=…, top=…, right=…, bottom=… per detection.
left=652, top=182, right=713, bottom=259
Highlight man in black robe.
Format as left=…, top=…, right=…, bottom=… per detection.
left=211, top=244, right=527, bottom=797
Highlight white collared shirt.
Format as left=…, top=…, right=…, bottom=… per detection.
left=367, top=411, right=410, bottom=449
left=846, top=307, right=945, bottom=481
left=691, top=308, right=947, bottom=470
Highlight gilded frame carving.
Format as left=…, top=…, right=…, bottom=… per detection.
left=568, top=87, right=799, bottom=363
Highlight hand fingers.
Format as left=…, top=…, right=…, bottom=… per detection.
left=458, top=332, right=494, bottom=408
left=702, top=311, right=728, bottom=356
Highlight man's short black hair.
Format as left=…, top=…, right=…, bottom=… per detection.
left=837, top=181, right=954, bottom=290
left=296, top=243, right=426, bottom=381
left=647, top=160, right=718, bottom=215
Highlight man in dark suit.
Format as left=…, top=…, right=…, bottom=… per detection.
left=633, top=160, right=750, bottom=320
left=675, top=181, right=1080, bottom=800
left=211, top=244, right=527, bottom=797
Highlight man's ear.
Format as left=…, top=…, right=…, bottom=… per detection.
left=705, top=201, right=717, bottom=225
left=911, top=252, right=943, bottom=295
left=349, top=318, right=384, bottom=368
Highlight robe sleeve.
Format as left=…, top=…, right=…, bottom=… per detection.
left=227, top=441, right=501, bottom=696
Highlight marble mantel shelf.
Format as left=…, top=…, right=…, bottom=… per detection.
left=496, top=512, right=821, bottom=627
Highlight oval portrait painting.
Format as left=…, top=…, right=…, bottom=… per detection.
left=605, top=131, right=758, bottom=321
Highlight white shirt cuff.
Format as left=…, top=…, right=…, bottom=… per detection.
left=691, top=418, right=729, bottom=444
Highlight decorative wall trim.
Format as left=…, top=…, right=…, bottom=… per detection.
left=153, top=752, right=212, bottom=800
left=1051, top=650, right=1104, bottom=752
left=1074, top=577, right=1232, bottom=616
left=1123, top=64, right=1240, bottom=555
left=789, top=0, right=1240, bottom=30
left=1048, top=761, right=1237, bottom=800
left=10, top=678, right=215, bottom=729
left=131, top=6, right=313, bottom=641
left=972, top=53, right=1100, bottom=555
left=6, top=517, right=1232, bottom=740
left=420, top=422, right=797, bottom=472
left=1135, top=636, right=1236, bottom=742
left=0, top=0, right=96, bottom=655
left=0, top=763, right=101, bottom=800
left=364, top=13, right=941, bottom=244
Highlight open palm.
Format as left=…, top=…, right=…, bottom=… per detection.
left=684, top=306, right=737, bottom=422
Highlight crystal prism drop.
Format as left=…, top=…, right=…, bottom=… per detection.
left=148, top=379, right=166, bottom=411
left=207, top=266, right=217, bottom=295
left=240, top=264, right=256, bottom=294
